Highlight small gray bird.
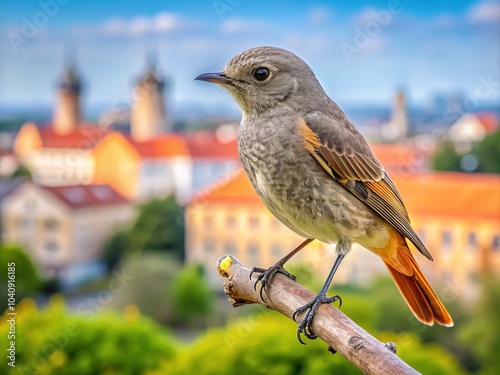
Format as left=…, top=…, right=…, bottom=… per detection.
left=196, top=46, right=453, bottom=343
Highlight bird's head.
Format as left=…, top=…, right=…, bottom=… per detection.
left=195, top=46, right=325, bottom=115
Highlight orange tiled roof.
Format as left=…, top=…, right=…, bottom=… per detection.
left=39, top=125, right=110, bottom=149
left=392, top=172, right=500, bottom=220
left=191, top=169, right=500, bottom=221
left=370, top=143, right=429, bottom=172
left=475, top=112, right=499, bottom=133
left=44, top=184, right=128, bottom=209
left=125, top=134, right=190, bottom=158
left=184, top=131, right=239, bottom=159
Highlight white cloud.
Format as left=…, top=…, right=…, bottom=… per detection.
left=467, top=0, right=500, bottom=23
left=101, top=12, right=182, bottom=36
left=308, top=6, right=331, bottom=24
left=220, top=18, right=270, bottom=34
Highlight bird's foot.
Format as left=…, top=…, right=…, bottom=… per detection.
left=250, top=265, right=296, bottom=301
left=293, top=293, right=342, bottom=345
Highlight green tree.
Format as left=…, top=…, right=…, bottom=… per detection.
left=472, top=131, right=500, bottom=174
left=432, top=141, right=462, bottom=172
left=0, top=244, right=40, bottom=312
left=432, top=131, right=500, bottom=174
left=108, top=252, right=181, bottom=325
left=12, top=165, right=32, bottom=179
left=102, top=196, right=184, bottom=270
left=171, top=264, right=214, bottom=325
left=157, top=313, right=466, bottom=375
left=458, top=277, right=500, bottom=375
left=0, top=297, right=177, bottom=375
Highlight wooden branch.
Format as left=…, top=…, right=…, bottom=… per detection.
left=217, top=255, right=420, bottom=375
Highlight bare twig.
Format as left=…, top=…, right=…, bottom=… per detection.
left=217, top=255, right=420, bottom=375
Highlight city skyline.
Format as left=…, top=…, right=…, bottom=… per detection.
left=0, top=0, right=499, bottom=115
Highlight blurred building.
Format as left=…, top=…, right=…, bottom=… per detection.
left=185, top=169, right=328, bottom=288
left=186, top=169, right=500, bottom=295
left=14, top=122, right=109, bottom=186
left=13, top=62, right=109, bottom=186
left=0, top=150, right=18, bottom=178
left=130, top=60, right=170, bottom=141
left=392, top=172, right=500, bottom=296
left=93, top=132, right=191, bottom=203
left=448, top=112, right=499, bottom=153
left=382, top=90, right=409, bottom=142
left=1, top=181, right=135, bottom=286
left=52, top=62, right=83, bottom=134
left=184, top=125, right=240, bottom=196
left=0, top=178, right=26, bottom=238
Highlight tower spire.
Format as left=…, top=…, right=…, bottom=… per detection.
left=52, top=50, right=82, bottom=134
left=130, top=50, right=170, bottom=140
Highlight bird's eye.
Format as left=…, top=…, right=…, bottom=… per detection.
left=253, top=67, right=269, bottom=81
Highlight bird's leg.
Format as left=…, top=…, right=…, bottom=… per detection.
left=294, top=253, right=345, bottom=344
left=250, top=238, right=313, bottom=301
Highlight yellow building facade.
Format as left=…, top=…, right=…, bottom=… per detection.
left=186, top=169, right=500, bottom=296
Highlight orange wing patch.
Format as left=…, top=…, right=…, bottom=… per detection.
left=297, top=118, right=321, bottom=152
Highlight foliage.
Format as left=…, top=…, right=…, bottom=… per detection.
left=0, top=297, right=176, bottom=375
left=171, top=264, right=214, bottom=325
left=0, top=244, right=41, bottom=312
left=432, top=141, right=463, bottom=172
left=108, top=252, right=181, bottom=325
left=471, top=131, right=500, bottom=174
left=102, top=196, right=184, bottom=270
left=12, top=165, right=32, bottom=179
left=458, top=277, right=500, bottom=375
left=432, top=131, right=500, bottom=174
left=107, top=253, right=215, bottom=327
left=153, top=313, right=465, bottom=375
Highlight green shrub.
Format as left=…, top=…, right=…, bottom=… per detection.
left=0, top=297, right=176, bottom=375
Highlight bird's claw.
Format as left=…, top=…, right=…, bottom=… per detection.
left=293, top=294, right=341, bottom=345
left=249, top=265, right=296, bottom=302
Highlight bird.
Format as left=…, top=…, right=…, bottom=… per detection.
left=195, top=46, right=453, bottom=343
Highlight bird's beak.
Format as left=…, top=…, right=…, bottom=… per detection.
left=195, top=72, right=233, bottom=85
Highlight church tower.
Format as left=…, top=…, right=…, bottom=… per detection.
left=130, top=57, right=169, bottom=141
left=383, top=89, right=409, bottom=141
left=53, top=63, right=82, bottom=134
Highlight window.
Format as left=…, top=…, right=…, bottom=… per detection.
left=203, top=216, right=214, bottom=229
left=226, top=216, right=237, bottom=228
left=224, top=242, right=237, bottom=254
left=45, top=241, right=59, bottom=252
left=248, top=243, right=259, bottom=256
left=45, top=218, right=59, bottom=231
left=467, top=232, right=477, bottom=250
left=249, top=217, right=259, bottom=229
left=492, top=235, right=500, bottom=252
left=442, top=231, right=452, bottom=250
left=271, top=244, right=283, bottom=257
left=204, top=239, right=215, bottom=254
left=248, top=243, right=259, bottom=263
left=18, top=217, right=29, bottom=229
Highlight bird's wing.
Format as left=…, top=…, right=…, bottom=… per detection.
left=298, top=114, right=433, bottom=261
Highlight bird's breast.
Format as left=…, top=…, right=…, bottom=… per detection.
left=237, top=117, right=389, bottom=247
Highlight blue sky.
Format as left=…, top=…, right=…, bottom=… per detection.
left=0, top=0, right=499, bottom=116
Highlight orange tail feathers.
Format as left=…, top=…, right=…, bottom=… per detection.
left=382, top=247, right=454, bottom=327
